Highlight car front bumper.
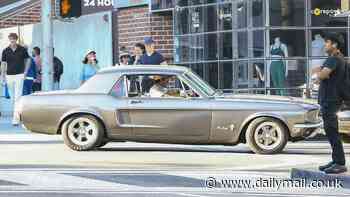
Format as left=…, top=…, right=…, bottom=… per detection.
left=291, top=121, right=323, bottom=140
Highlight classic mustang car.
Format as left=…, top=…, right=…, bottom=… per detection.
left=17, top=65, right=322, bottom=154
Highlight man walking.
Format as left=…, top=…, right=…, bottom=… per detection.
left=1, top=33, right=31, bottom=125
left=313, top=34, right=347, bottom=174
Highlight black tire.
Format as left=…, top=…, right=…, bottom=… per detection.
left=62, top=115, right=104, bottom=151
left=246, top=117, right=289, bottom=154
left=96, top=140, right=109, bottom=148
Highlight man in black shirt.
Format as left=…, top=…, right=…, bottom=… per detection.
left=313, top=34, right=347, bottom=174
left=1, top=33, right=31, bottom=125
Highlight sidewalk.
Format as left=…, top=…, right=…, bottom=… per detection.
left=0, top=115, right=27, bottom=134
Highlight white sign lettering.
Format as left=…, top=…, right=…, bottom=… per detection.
left=84, top=0, right=113, bottom=7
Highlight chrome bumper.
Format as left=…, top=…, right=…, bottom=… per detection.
left=292, top=121, right=323, bottom=139
left=294, top=121, right=323, bottom=129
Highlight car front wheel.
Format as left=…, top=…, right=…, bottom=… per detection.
left=246, top=117, right=288, bottom=154
left=62, top=115, right=104, bottom=151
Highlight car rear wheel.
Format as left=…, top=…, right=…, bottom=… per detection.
left=246, top=117, right=288, bottom=154
left=62, top=115, right=104, bottom=151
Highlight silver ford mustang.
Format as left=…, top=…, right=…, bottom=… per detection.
left=17, top=65, right=322, bottom=154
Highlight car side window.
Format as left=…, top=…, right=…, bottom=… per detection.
left=110, top=76, right=127, bottom=97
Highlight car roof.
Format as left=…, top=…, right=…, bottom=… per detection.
left=98, top=65, right=190, bottom=75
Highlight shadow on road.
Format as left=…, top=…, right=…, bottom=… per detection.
left=94, top=144, right=350, bottom=156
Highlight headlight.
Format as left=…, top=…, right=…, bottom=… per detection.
left=305, top=109, right=320, bottom=122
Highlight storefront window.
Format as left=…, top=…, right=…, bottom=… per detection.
left=190, top=63, right=204, bottom=79
left=238, top=31, right=248, bottom=58
left=252, top=30, right=264, bottom=57
left=269, top=30, right=306, bottom=57
left=237, top=0, right=247, bottom=29
left=252, top=0, right=264, bottom=27
left=205, top=63, right=219, bottom=88
left=311, top=0, right=348, bottom=27
left=233, top=61, right=249, bottom=89
left=204, top=33, right=218, bottom=60
left=189, top=34, right=217, bottom=62
left=190, top=62, right=218, bottom=88
left=190, top=35, right=204, bottom=62
left=219, top=32, right=233, bottom=60
left=218, top=3, right=232, bottom=30
left=190, top=5, right=217, bottom=33
left=172, top=0, right=349, bottom=98
left=151, top=0, right=174, bottom=10
left=219, top=61, right=233, bottom=89
left=250, top=60, right=266, bottom=92
left=175, top=7, right=189, bottom=35
left=178, top=0, right=217, bottom=6
left=266, top=59, right=306, bottom=96
left=310, top=29, right=348, bottom=57
left=269, top=0, right=305, bottom=27
left=174, top=36, right=190, bottom=63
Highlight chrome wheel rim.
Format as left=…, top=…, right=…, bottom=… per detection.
left=254, top=122, right=283, bottom=151
left=68, top=118, right=98, bottom=146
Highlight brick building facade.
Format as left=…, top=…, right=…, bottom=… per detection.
left=0, top=1, right=174, bottom=64
left=116, top=6, right=173, bottom=63
left=0, top=0, right=58, bottom=29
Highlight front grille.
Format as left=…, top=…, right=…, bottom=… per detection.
left=306, top=109, right=320, bottom=122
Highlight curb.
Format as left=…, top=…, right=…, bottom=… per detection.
left=291, top=168, right=350, bottom=189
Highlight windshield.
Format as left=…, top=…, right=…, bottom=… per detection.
left=183, top=71, right=216, bottom=96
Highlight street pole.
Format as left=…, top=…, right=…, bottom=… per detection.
left=41, top=0, right=53, bottom=91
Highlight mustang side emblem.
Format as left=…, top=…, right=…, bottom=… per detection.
left=217, top=124, right=235, bottom=131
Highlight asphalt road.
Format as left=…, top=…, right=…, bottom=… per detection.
left=0, top=130, right=349, bottom=197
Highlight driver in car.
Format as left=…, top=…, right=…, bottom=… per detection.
left=149, top=75, right=179, bottom=98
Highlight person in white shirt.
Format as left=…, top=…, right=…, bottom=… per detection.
left=149, top=76, right=179, bottom=98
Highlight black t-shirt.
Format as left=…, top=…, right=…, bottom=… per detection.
left=318, top=56, right=345, bottom=103
left=140, top=51, right=165, bottom=65
left=1, top=45, right=30, bottom=75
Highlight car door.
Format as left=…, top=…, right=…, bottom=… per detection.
left=108, top=75, right=134, bottom=138
left=127, top=74, right=211, bottom=143
left=128, top=97, right=211, bottom=143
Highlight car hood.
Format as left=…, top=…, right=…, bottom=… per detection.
left=218, top=93, right=318, bottom=106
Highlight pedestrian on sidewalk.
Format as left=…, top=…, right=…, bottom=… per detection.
left=80, top=50, right=99, bottom=85
left=0, top=61, right=10, bottom=99
left=140, top=37, right=167, bottom=93
left=53, top=49, right=64, bottom=90
left=1, top=33, right=31, bottom=125
left=117, top=46, right=130, bottom=66
left=32, top=47, right=42, bottom=92
left=130, top=43, right=145, bottom=65
left=22, top=46, right=37, bottom=96
left=140, top=37, right=167, bottom=65
left=312, top=33, right=347, bottom=174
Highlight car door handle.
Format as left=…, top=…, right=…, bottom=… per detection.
left=129, top=100, right=143, bottom=104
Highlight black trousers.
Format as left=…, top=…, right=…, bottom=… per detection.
left=321, top=101, right=346, bottom=165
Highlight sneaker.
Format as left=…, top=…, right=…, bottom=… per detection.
left=324, top=164, right=348, bottom=174
left=319, top=161, right=334, bottom=171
